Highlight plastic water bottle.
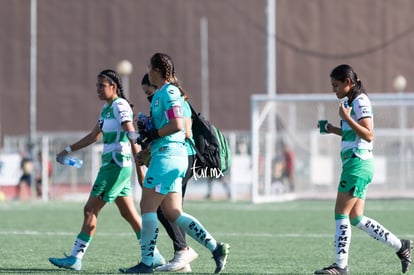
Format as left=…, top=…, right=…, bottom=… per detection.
left=61, top=156, right=83, bottom=168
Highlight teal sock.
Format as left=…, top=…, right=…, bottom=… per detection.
left=141, top=212, right=159, bottom=266
left=175, top=212, right=217, bottom=252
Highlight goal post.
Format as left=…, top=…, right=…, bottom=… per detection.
left=251, top=93, right=414, bottom=204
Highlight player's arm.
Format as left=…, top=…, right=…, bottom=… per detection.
left=339, top=103, right=373, bottom=142
left=57, top=122, right=102, bottom=163
left=184, top=117, right=192, bottom=139
left=157, top=106, right=184, bottom=137
left=326, top=123, right=341, bottom=136
left=122, top=120, right=145, bottom=186
left=344, top=116, right=373, bottom=142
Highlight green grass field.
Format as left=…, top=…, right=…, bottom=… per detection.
left=0, top=199, right=413, bottom=274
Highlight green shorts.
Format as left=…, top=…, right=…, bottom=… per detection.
left=91, top=162, right=132, bottom=203
left=339, top=156, right=374, bottom=199
left=144, top=145, right=187, bottom=195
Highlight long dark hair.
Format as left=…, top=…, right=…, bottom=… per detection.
left=98, top=69, right=133, bottom=108
left=330, top=64, right=367, bottom=105
left=150, top=53, right=188, bottom=100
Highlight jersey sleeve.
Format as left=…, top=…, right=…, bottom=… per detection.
left=353, top=94, right=373, bottom=121
left=114, top=99, right=133, bottom=124
left=161, top=85, right=183, bottom=117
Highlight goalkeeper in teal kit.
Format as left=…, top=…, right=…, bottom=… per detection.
left=120, top=52, right=230, bottom=274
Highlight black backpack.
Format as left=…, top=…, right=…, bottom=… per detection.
left=188, top=103, right=232, bottom=178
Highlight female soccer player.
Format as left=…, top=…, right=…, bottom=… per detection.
left=48, top=69, right=165, bottom=271
left=140, top=73, right=198, bottom=272
left=120, top=53, right=229, bottom=274
left=314, top=64, right=412, bottom=274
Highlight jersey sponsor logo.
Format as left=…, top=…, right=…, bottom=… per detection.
left=119, top=109, right=129, bottom=118
left=146, top=176, right=154, bottom=185
left=336, top=224, right=349, bottom=255
left=361, top=107, right=371, bottom=116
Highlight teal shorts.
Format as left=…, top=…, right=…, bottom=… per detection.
left=91, top=162, right=132, bottom=203
left=144, top=145, right=188, bottom=195
left=339, top=156, right=374, bottom=199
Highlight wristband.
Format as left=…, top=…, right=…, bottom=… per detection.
left=65, top=146, right=72, bottom=153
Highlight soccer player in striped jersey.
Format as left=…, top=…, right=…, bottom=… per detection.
left=315, top=64, right=412, bottom=275
left=49, top=69, right=165, bottom=271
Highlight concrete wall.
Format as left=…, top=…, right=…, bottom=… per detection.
left=1, top=0, right=414, bottom=145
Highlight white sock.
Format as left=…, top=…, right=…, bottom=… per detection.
left=355, top=216, right=402, bottom=251
left=335, top=218, right=351, bottom=269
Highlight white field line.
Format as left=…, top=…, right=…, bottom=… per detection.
left=0, top=230, right=413, bottom=239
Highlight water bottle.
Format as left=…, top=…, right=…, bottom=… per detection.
left=61, top=156, right=83, bottom=168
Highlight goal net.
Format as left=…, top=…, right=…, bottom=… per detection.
left=251, top=93, right=414, bottom=203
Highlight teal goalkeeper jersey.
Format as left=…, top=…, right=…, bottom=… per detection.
left=99, top=97, right=133, bottom=167
left=149, top=83, right=186, bottom=154
left=341, top=93, right=373, bottom=159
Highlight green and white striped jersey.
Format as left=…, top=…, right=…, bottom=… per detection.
left=99, top=98, right=133, bottom=167
left=341, top=93, right=373, bottom=159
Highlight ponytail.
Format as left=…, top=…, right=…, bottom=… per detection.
left=98, top=69, right=134, bottom=109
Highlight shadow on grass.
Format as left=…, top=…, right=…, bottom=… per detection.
left=0, top=268, right=123, bottom=274
left=0, top=268, right=58, bottom=273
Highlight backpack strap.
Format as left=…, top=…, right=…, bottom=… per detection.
left=186, top=102, right=206, bottom=165
left=188, top=102, right=198, bottom=118
left=185, top=137, right=205, bottom=164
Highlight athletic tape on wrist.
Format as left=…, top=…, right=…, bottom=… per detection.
left=65, top=146, right=72, bottom=153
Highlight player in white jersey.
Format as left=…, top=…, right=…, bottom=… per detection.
left=49, top=69, right=165, bottom=271
left=315, top=64, right=412, bottom=275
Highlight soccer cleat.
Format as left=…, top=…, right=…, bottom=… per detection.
left=212, top=242, right=230, bottom=273
left=178, top=264, right=192, bottom=272
left=153, top=247, right=166, bottom=268
left=155, top=246, right=198, bottom=271
left=49, top=254, right=82, bottom=271
left=396, top=239, right=413, bottom=273
left=119, top=262, right=153, bottom=274
left=314, top=263, right=350, bottom=275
